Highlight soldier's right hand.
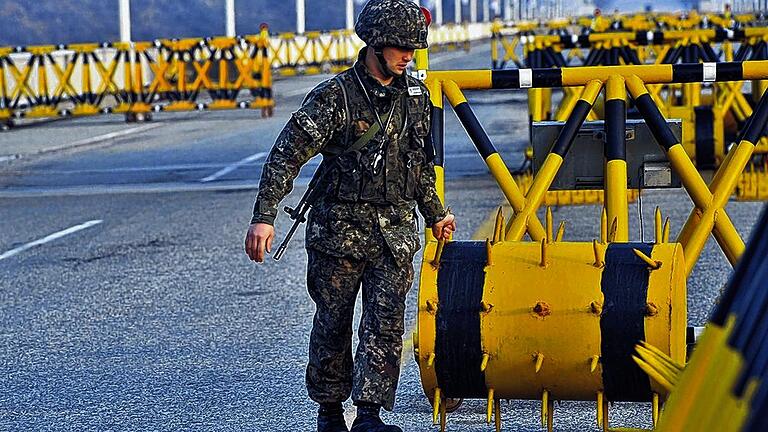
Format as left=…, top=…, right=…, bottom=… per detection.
left=245, top=223, right=275, bottom=263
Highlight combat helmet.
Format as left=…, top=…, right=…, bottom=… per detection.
left=355, top=0, right=430, bottom=50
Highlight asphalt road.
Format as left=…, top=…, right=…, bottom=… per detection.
left=0, top=43, right=765, bottom=431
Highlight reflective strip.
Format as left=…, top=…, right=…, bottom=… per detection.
left=519, top=68, right=533, bottom=88
left=727, top=29, right=735, bottom=39
left=703, top=62, right=717, bottom=82
left=647, top=31, right=654, bottom=42
left=571, top=34, right=579, bottom=44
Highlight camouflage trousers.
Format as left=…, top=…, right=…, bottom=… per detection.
left=305, top=246, right=414, bottom=411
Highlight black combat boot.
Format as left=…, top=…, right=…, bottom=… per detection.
left=317, top=402, right=349, bottom=432
left=350, top=403, right=402, bottom=432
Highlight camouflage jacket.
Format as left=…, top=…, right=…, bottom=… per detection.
left=251, top=48, right=445, bottom=264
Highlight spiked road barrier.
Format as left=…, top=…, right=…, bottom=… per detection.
left=632, top=203, right=768, bottom=432
left=412, top=55, right=768, bottom=430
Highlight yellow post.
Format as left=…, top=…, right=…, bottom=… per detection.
left=604, top=75, right=629, bottom=242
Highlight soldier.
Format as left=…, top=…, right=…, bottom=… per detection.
left=244, top=1, right=456, bottom=431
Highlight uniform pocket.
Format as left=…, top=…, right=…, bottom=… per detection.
left=335, top=151, right=362, bottom=202
left=403, top=149, right=424, bottom=199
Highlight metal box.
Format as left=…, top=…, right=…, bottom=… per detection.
left=531, top=119, right=683, bottom=190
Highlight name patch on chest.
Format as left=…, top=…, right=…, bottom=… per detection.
left=408, top=86, right=423, bottom=97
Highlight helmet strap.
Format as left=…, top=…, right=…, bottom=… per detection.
left=373, top=48, right=395, bottom=79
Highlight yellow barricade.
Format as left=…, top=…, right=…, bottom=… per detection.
left=0, top=27, right=274, bottom=124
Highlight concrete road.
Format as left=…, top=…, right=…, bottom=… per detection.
left=0, top=43, right=764, bottom=431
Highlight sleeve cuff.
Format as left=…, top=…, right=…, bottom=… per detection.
left=424, top=208, right=447, bottom=227
left=250, top=213, right=276, bottom=225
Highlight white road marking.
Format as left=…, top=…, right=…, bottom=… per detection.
left=38, top=123, right=163, bottom=155
left=199, top=151, right=269, bottom=183
left=0, top=220, right=103, bottom=261
left=10, top=162, right=260, bottom=175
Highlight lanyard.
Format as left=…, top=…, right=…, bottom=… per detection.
left=353, top=66, right=395, bottom=139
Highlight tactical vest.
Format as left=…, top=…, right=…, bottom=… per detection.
left=322, top=68, right=431, bottom=206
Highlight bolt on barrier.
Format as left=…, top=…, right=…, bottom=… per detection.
left=0, top=26, right=274, bottom=126
left=413, top=58, right=768, bottom=431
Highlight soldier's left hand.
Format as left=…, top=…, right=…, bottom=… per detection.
left=432, top=212, right=456, bottom=241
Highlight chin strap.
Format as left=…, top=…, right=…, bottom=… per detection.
left=373, top=48, right=395, bottom=78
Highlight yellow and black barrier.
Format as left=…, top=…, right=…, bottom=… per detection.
left=0, top=27, right=274, bottom=125
left=516, top=27, right=768, bottom=168
left=269, top=23, right=475, bottom=77
left=632, top=204, right=768, bottom=431
left=413, top=59, right=768, bottom=431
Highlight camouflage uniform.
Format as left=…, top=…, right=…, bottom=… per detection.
left=251, top=47, right=445, bottom=409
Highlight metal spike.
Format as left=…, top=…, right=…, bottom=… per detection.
left=432, top=388, right=441, bottom=425
left=663, top=217, right=671, bottom=243
left=555, top=221, right=566, bottom=242
left=427, top=352, right=436, bottom=367
left=633, top=248, right=662, bottom=270
left=430, top=239, right=446, bottom=269
left=654, top=207, right=663, bottom=244
left=486, top=238, right=493, bottom=266
left=494, top=398, right=501, bottom=432
left=481, top=300, right=494, bottom=313
left=597, top=391, right=604, bottom=427
left=535, top=352, right=545, bottom=373
left=481, top=353, right=490, bottom=372
left=652, top=392, right=659, bottom=427
left=440, top=395, right=447, bottom=432
left=592, top=240, right=604, bottom=268
left=539, top=238, right=548, bottom=268
left=601, top=207, right=608, bottom=243
left=541, top=390, right=549, bottom=427
left=546, top=206, right=553, bottom=242
left=590, top=355, right=600, bottom=373
left=493, top=207, right=504, bottom=243
left=609, top=217, right=618, bottom=243
left=547, top=397, right=554, bottom=432
left=487, top=388, right=495, bottom=424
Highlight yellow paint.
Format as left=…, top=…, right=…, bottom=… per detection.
left=412, top=240, right=689, bottom=402
left=605, top=160, right=630, bottom=242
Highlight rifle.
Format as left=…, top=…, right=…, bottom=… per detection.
left=272, top=164, right=327, bottom=261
